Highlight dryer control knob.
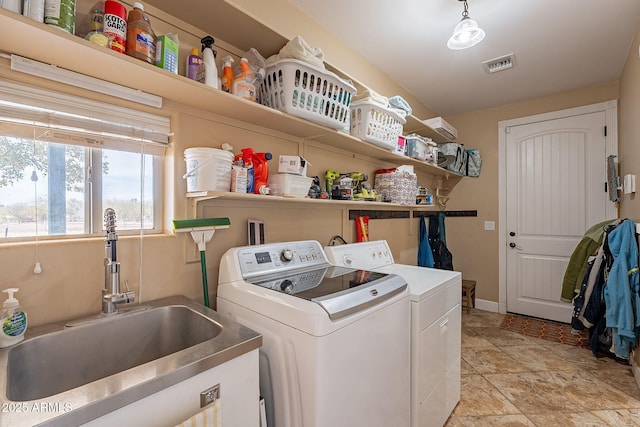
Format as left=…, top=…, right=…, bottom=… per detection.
left=280, top=249, right=294, bottom=262
left=280, top=280, right=294, bottom=293
left=343, top=256, right=352, bottom=266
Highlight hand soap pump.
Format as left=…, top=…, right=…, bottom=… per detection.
left=0, top=288, right=27, bottom=348
left=200, top=35, right=219, bottom=89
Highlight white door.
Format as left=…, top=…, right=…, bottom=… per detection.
left=502, top=104, right=617, bottom=323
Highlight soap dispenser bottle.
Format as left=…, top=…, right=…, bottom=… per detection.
left=0, top=288, right=27, bottom=348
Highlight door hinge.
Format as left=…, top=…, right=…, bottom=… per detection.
left=604, top=125, right=607, bottom=137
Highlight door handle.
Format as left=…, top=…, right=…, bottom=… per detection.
left=509, top=242, right=523, bottom=250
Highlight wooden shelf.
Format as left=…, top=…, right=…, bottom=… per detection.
left=187, top=191, right=423, bottom=207
left=0, top=9, right=461, bottom=180
left=403, top=115, right=454, bottom=144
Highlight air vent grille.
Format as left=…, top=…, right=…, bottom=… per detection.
left=482, top=53, right=517, bottom=74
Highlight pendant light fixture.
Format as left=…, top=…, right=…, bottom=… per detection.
left=447, top=0, right=485, bottom=50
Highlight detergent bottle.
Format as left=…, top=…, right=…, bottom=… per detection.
left=126, top=2, right=156, bottom=64
left=221, top=55, right=235, bottom=93
left=232, top=58, right=257, bottom=102
left=252, top=152, right=272, bottom=195
left=200, top=35, right=219, bottom=89
left=186, top=48, right=203, bottom=82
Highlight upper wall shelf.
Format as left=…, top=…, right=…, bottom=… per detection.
left=0, top=9, right=459, bottom=178
left=403, top=115, right=454, bottom=144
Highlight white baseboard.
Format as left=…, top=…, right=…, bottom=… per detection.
left=476, top=299, right=499, bottom=313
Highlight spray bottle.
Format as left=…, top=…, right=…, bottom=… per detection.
left=232, top=58, right=257, bottom=102
left=200, top=35, right=219, bottom=89
left=252, top=152, right=272, bottom=195
left=221, top=55, right=235, bottom=94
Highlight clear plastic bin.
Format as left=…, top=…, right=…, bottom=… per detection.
left=268, top=173, right=313, bottom=197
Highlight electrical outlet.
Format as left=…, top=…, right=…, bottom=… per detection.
left=484, top=221, right=495, bottom=231
left=184, top=238, right=200, bottom=264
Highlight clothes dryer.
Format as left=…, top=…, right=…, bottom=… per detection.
left=324, top=240, right=461, bottom=427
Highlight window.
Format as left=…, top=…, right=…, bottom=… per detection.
left=0, top=79, right=170, bottom=239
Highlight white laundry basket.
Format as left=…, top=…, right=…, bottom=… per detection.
left=259, top=59, right=356, bottom=130
left=350, top=101, right=406, bottom=151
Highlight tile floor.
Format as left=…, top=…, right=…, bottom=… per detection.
left=444, top=309, right=640, bottom=426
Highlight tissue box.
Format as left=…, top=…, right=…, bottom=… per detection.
left=278, top=155, right=308, bottom=176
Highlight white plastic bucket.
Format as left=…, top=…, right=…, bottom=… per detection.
left=184, top=147, right=233, bottom=192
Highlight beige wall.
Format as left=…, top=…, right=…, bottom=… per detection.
left=1, top=2, right=638, bottom=330
left=0, top=1, right=440, bottom=327
left=619, top=24, right=640, bottom=221
left=443, top=81, right=620, bottom=303
left=618, top=23, right=640, bottom=371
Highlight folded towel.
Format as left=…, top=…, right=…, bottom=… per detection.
left=352, top=89, right=388, bottom=108
left=175, top=400, right=222, bottom=427
left=388, top=95, right=412, bottom=116
left=265, top=35, right=325, bottom=69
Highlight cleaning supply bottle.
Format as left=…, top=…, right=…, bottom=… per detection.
left=232, top=58, right=257, bottom=102
left=126, top=2, right=156, bottom=64
left=186, top=48, right=204, bottom=82
left=252, top=152, right=272, bottom=195
left=103, top=0, right=127, bottom=54
left=221, top=55, right=235, bottom=93
left=200, top=35, right=219, bottom=89
left=0, top=288, right=27, bottom=348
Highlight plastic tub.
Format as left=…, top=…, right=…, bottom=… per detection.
left=268, top=173, right=312, bottom=197
left=184, top=147, right=233, bottom=192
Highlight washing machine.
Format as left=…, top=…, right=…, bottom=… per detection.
left=324, top=240, right=461, bottom=427
left=217, top=240, right=411, bottom=427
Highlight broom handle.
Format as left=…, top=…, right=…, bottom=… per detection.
left=200, top=250, right=210, bottom=308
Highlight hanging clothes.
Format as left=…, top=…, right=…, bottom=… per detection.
left=561, top=219, right=618, bottom=302
left=604, top=219, right=640, bottom=359
left=428, top=212, right=453, bottom=270
left=418, top=215, right=434, bottom=268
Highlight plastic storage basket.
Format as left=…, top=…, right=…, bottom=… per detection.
left=259, top=59, right=356, bottom=130
left=350, top=101, right=406, bottom=151
left=268, top=173, right=313, bottom=197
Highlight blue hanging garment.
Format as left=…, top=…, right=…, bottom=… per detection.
left=418, top=215, right=434, bottom=268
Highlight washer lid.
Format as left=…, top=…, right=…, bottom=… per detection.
left=247, top=266, right=407, bottom=320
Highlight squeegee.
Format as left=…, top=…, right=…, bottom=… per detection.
left=173, top=217, right=230, bottom=308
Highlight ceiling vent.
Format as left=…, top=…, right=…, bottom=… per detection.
left=482, top=53, right=517, bottom=74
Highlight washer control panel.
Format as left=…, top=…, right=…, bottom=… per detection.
left=324, top=240, right=394, bottom=270
left=237, top=240, right=329, bottom=278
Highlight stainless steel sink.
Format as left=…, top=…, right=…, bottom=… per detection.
left=0, top=295, right=261, bottom=427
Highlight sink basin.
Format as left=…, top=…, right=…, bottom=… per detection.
left=0, top=295, right=261, bottom=427
left=7, top=305, right=222, bottom=401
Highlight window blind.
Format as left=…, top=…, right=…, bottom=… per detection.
left=0, top=78, right=171, bottom=155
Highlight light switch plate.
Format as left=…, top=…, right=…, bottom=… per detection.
left=484, top=221, right=495, bottom=231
